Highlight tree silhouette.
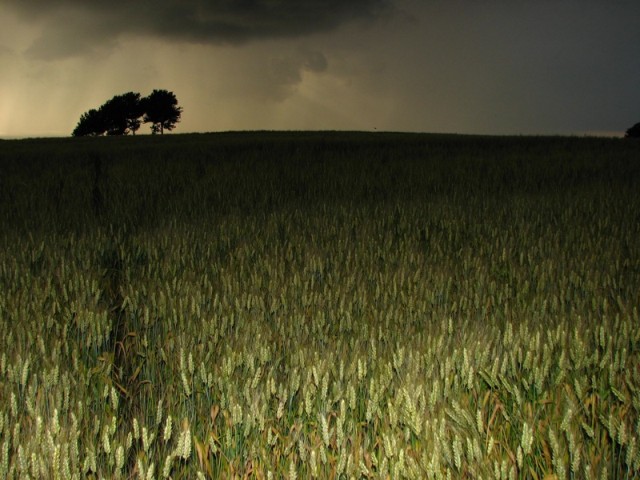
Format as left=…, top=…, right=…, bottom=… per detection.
left=72, top=109, right=107, bottom=136
left=100, top=92, right=144, bottom=135
left=100, top=96, right=128, bottom=136
left=72, top=90, right=182, bottom=136
left=142, top=89, right=182, bottom=135
left=625, top=122, right=640, bottom=138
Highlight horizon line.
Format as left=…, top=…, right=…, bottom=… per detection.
left=0, top=129, right=627, bottom=141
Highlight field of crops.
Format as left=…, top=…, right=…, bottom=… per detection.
left=1, top=132, right=639, bottom=479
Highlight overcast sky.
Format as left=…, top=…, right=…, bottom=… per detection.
left=1, top=0, right=639, bottom=137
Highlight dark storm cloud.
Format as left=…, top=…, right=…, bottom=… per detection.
left=302, top=49, right=328, bottom=73
left=264, top=49, right=328, bottom=100
left=7, top=0, right=392, bottom=59
left=24, top=12, right=121, bottom=60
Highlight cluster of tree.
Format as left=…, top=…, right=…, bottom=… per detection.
left=72, top=90, right=182, bottom=136
left=626, top=122, right=640, bottom=138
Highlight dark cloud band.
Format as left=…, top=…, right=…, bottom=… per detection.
left=8, top=0, right=393, bottom=59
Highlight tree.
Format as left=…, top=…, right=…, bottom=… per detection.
left=72, top=89, right=182, bottom=136
left=142, top=89, right=182, bottom=134
left=625, top=122, right=640, bottom=138
left=72, top=109, right=106, bottom=137
left=100, top=92, right=144, bottom=136
left=121, top=92, right=145, bottom=135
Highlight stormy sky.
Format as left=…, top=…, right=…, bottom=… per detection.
left=1, top=0, right=639, bottom=137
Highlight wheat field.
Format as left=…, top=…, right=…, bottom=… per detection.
left=0, top=132, right=639, bottom=479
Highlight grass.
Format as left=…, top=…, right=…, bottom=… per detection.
left=0, top=131, right=639, bottom=479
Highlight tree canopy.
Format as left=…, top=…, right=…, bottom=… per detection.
left=142, top=90, right=183, bottom=135
left=72, top=90, right=181, bottom=136
left=72, top=109, right=106, bottom=137
left=100, top=92, right=145, bottom=136
left=625, top=122, right=640, bottom=138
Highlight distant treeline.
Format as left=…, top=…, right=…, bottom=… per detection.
left=72, top=89, right=182, bottom=137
